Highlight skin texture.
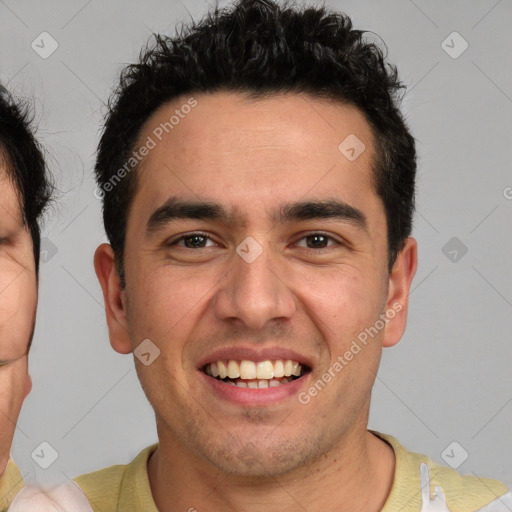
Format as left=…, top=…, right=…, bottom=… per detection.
left=95, top=91, right=417, bottom=512
left=0, top=164, right=35, bottom=477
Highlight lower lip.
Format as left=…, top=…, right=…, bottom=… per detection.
left=199, top=371, right=310, bottom=406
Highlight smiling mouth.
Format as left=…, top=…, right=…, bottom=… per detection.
left=202, top=359, right=310, bottom=388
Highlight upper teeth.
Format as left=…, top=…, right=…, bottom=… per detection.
left=205, top=359, right=303, bottom=379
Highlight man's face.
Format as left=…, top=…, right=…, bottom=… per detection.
left=0, top=164, right=35, bottom=473
left=100, top=92, right=415, bottom=476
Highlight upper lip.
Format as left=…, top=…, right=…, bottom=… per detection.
left=197, top=346, right=314, bottom=370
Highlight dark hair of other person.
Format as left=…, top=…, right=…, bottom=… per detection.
left=0, top=85, right=53, bottom=277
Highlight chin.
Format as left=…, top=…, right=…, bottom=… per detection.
left=202, top=435, right=318, bottom=479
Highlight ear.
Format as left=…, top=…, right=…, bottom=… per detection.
left=94, top=243, right=132, bottom=354
left=382, top=237, right=418, bottom=348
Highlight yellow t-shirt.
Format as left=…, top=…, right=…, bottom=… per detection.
left=0, top=460, right=24, bottom=512
left=74, top=430, right=512, bottom=512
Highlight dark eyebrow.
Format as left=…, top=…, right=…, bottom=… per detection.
left=146, top=197, right=235, bottom=233
left=146, top=196, right=367, bottom=233
left=274, top=199, right=367, bottom=230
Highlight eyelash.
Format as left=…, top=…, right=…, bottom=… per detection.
left=168, top=231, right=342, bottom=250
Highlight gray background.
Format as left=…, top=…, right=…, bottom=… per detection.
left=0, top=0, right=511, bottom=489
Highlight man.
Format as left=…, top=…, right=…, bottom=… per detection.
left=0, top=85, right=52, bottom=508
left=78, top=0, right=511, bottom=510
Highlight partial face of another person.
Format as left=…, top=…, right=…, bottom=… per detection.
left=0, top=161, right=35, bottom=475
left=96, top=91, right=416, bottom=477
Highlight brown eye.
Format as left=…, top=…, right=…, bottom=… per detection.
left=168, top=232, right=216, bottom=249
left=295, top=233, right=341, bottom=250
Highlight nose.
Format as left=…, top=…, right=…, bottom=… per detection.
left=213, top=238, right=296, bottom=330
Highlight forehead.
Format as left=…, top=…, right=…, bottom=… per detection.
left=131, top=91, right=379, bottom=225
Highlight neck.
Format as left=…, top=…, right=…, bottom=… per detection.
left=148, top=427, right=395, bottom=512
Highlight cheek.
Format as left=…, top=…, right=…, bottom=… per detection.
left=126, top=267, right=211, bottom=352
left=295, top=264, right=385, bottom=335
left=0, top=265, right=37, bottom=355
left=131, top=267, right=216, bottom=330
